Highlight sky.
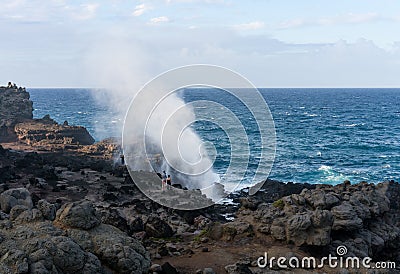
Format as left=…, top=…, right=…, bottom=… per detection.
left=1, top=0, right=400, bottom=88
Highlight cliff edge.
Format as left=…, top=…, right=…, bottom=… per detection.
left=0, top=86, right=33, bottom=141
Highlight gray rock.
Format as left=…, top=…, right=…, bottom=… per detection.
left=0, top=188, right=33, bottom=213
left=286, top=213, right=312, bottom=245
left=37, top=199, right=56, bottom=221
left=331, top=202, right=363, bottom=231
left=203, top=268, right=216, bottom=274
left=150, top=264, right=162, bottom=272
left=161, top=262, right=178, bottom=274
left=0, top=199, right=150, bottom=274
left=50, top=236, right=87, bottom=272
left=86, top=224, right=151, bottom=274
left=145, top=216, right=173, bottom=238
left=224, top=263, right=252, bottom=274
left=14, top=208, right=43, bottom=224
left=55, top=200, right=100, bottom=229
left=270, top=218, right=286, bottom=241
left=9, top=205, right=29, bottom=220
left=0, top=249, right=29, bottom=274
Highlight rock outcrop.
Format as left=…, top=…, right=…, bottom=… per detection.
left=0, top=86, right=33, bottom=141
left=14, top=115, right=95, bottom=146
left=248, top=181, right=400, bottom=262
left=0, top=194, right=151, bottom=274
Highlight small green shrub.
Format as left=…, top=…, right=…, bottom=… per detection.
left=272, top=199, right=284, bottom=209
left=193, top=229, right=208, bottom=242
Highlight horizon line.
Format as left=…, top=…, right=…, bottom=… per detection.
left=25, top=86, right=400, bottom=89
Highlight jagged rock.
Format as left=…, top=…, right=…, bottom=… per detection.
left=202, top=268, right=216, bottom=274
left=0, top=196, right=150, bottom=274
left=99, top=207, right=129, bottom=233
left=270, top=218, right=286, bottom=241
left=145, top=216, right=173, bottom=238
left=55, top=200, right=101, bottom=229
left=37, top=199, right=57, bottom=221
left=78, top=138, right=120, bottom=157
left=0, top=221, right=103, bottom=273
left=9, top=205, right=29, bottom=220
left=0, top=187, right=33, bottom=213
left=0, top=87, right=32, bottom=142
left=239, top=197, right=260, bottom=210
left=161, top=262, right=178, bottom=274
left=207, top=222, right=223, bottom=240
left=331, top=202, right=363, bottom=231
left=193, top=215, right=212, bottom=230
left=286, top=213, right=312, bottom=245
left=225, top=263, right=252, bottom=274
left=8, top=205, right=42, bottom=225
left=128, top=216, right=144, bottom=233
left=15, top=118, right=95, bottom=146
left=87, top=224, right=151, bottom=273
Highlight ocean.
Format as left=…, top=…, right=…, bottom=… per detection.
left=29, top=88, right=400, bottom=186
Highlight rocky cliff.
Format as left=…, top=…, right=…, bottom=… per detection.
left=0, top=87, right=33, bottom=141
left=0, top=86, right=94, bottom=146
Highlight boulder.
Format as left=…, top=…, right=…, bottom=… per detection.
left=331, top=202, right=363, bottom=231
left=161, top=262, right=178, bottom=274
left=37, top=199, right=57, bottom=221
left=225, top=263, right=252, bottom=274
left=0, top=188, right=33, bottom=213
left=55, top=200, right=101, bottom=229
left=145, top=216, right=173, bottom=238
left=73, top=224, right=151, bottom=274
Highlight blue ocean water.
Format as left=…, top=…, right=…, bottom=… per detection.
left=29, top=88, right=400, bottom=185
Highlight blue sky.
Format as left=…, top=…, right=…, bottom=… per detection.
left=1, top=0, right=400, bottom=87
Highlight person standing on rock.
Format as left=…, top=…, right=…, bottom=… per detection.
left=166, top=175, right=172, bottom=189
left=162, top=170, right=167, bottom=191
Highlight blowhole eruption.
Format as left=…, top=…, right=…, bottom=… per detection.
left=121, top=65, right=276, bottom=210
left=123, top=88, right=223, bottom=198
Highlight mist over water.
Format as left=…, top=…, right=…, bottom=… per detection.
left=79, top=42, right=222, bottom=193
left=122, top=88, right=221, bottom=191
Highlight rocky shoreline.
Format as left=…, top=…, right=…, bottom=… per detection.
left=1, top=143, right=400, bottom=273
left=1, top=86, right=400, bottom=273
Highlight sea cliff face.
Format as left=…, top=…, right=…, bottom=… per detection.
left=0, top=87, right=33, bottom=141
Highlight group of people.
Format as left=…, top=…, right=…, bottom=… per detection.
left=7, top=82, right=17, bottom=89
left=2, top=82, right=25, bottom=92
left=161, top=170, right=172, bottom=190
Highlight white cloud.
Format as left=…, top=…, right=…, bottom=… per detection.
left=233, top=21, right=265, bottom=31
left=149, top=16, right=170, bottom=24
left=0, top=0, right=99, bottom=22
left=278, top=12, right=385, bottom=30
left=319, top=12, right=381, bottom=25
left=72, top=3, right=99, bottom=20
left=278, top=19, right=307, bottom=29
left=132, top=3, right=152, bottom=16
